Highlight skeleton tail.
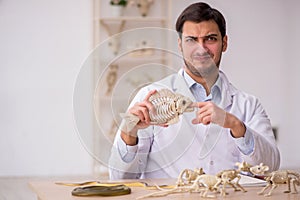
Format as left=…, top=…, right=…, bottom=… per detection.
left=136, top=187, right=179, bottom=199
left=119, top=113, right=140, bottom=133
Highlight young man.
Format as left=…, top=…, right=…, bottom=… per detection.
left=109, top=2, right=280, bottom=179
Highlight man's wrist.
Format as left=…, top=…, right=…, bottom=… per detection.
left=121, top=131, right=138, bottom=146
left=227, top=113, right=246, bottom=138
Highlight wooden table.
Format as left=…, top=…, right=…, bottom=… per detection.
left=29, top=178, right=300, bottom=200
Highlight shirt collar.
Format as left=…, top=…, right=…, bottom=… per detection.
left=182, top=70, right=222, bottom=103
left=182, top=70, right=194, bottom=88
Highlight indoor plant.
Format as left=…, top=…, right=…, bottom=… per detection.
left=110, top=0, right=128, bottom=16
left=110, top=0, right=128, bottom=7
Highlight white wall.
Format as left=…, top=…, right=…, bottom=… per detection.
left=279, top=1, right=300, bottom=169
left=0, top=0, right=299, bottom=177
left=0, top=0, right=93, bottom=176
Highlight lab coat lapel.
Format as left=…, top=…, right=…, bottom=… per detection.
left=218, top=71, right=234, bottom=110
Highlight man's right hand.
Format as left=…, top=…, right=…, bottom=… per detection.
left=121, top=89, right=157, bottom=145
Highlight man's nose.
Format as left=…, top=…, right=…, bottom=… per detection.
left=196, top=39, right=208, bottom=51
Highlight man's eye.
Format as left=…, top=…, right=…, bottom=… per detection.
left=207, top=37, right=217, bottom=41
left=185, top=37, right=196, bottom=43
left=204, top=37, right=218, bottom=44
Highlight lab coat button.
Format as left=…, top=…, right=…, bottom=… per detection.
left=210, top=161, right=214, bottom=165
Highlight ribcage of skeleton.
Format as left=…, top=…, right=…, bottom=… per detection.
left=149, top=96, right=177, bottom=124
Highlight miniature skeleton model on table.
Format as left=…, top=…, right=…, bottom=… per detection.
left=137, top=162, right=300, bottom=199
left=250, top=163, right=300, bottom=197
left=137, top=162, right=250, bottom=199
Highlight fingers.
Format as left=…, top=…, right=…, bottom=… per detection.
left=128, top=90, right=157, bottom=128
left=192, top=101, right=212, bottom=125
left=189, top=102, right=199, bottom=108
left=143, top=89, right=157, bottom=101
left=192, top=109, right=212, bottom=125
left=143, top=89, right=157, bottom=116
left=191, top=101, right=208, bottom=108
left=192, top=101, right=225, bottom=126
left=129, top=101, right=152, bottom=123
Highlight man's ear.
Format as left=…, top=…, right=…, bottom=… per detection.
left=178, top=38, right=183, bottom=52
left=222, top=35, right=228, bottom=52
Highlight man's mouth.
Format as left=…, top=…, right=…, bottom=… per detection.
left=192, top=53, right=212, bottom=62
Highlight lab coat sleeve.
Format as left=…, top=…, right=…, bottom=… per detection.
left=108, top=128, right=153, bottom=180
left=108, top=86, right=156, bottom=180
left=234, top=128, right=254, bottom=155
left=237, top=96, right=280, bottom=172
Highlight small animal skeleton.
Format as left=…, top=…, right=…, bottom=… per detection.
left=106, top=64, right=118, bottom=96
left=100, top=20, right=125, bottom=55
left=235, top=161, right=252, bottom=174
left=120, top=88, right=194, bottom=133
left=136, top=174, right=219, bottom=199
left=250, top=163, right=300, bottom=196
left=207, top=162, right=248, bottom=197
left=176, top=168, right=205, bottom=186
left=137, top=163, right=252, bottom=199
left=214, top=169, right=247, bottom=196
left=129, top=0, right=154, bottom=17
left=193, top=174, right=219, bottom=198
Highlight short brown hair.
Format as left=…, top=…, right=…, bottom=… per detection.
left=175, top=2, right=226, bottom=39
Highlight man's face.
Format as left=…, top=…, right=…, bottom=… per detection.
left=178, top=20, right=227, bottom=77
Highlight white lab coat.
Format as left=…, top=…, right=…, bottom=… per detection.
left=109, top=69, right=280, bottom=179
